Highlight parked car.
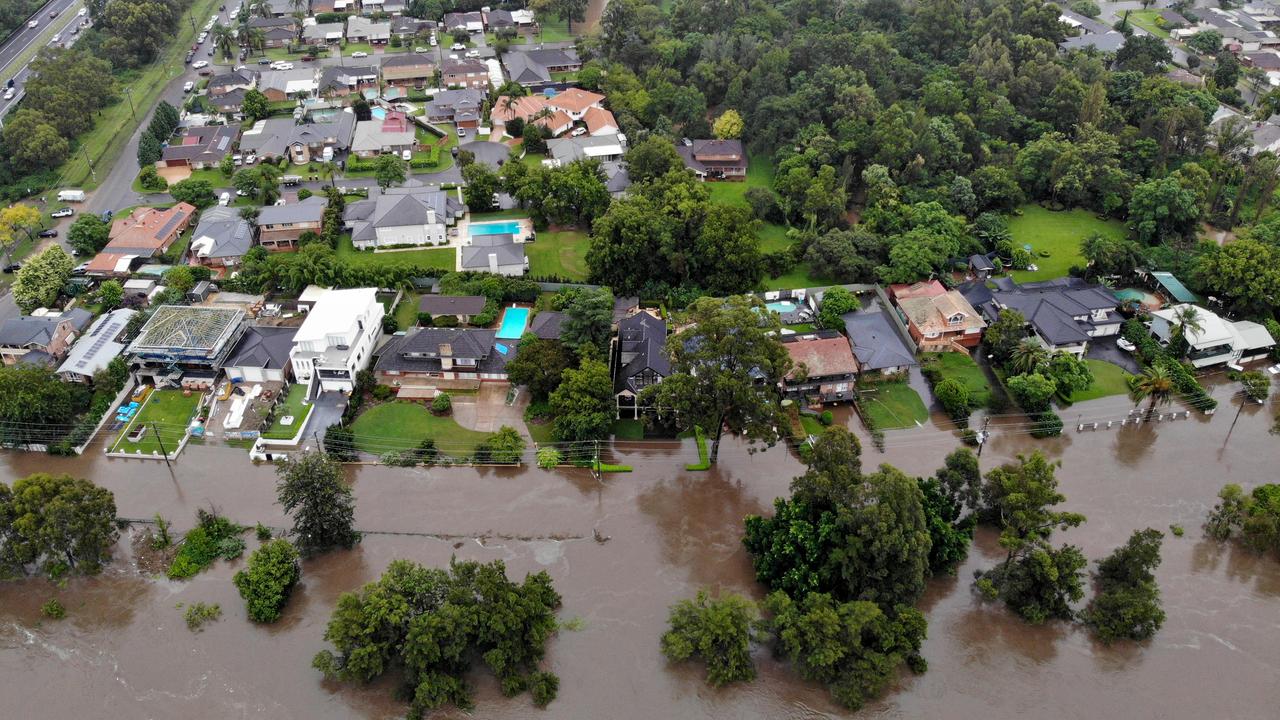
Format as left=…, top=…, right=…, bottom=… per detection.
left=37, top=230, right=57, bottom=238
left=233, top=154, right=243, bottom=165
left=245, top=154, right=257, bottom=165
left=3, top=263, right=20, bottom=273
left=183, top=81, right=195, bottom=93
left=457, top=127, right=466, bottom=137
left=79, top=7, right=88, bottom=16
left=570, top=126, right=588, bottom=137
left=401, top=149, right=412, bottom=161
left=100, top=211, right=113, bottom=222
left=2, top=88, right=14, bottom=101
left=464, top=49, right=479, bottom=58
left=185, top=51, right=195, bottom=63
left=451, top=43, right=465, bottom=51
left=415, top=46, right=429, bottom=52
left=72, top=263, right=89, bottom=276
left=351, top=51, right=368, bottom=58
left=198, top=68, right=213, bottom=76
left=51, top=33, right=60, bottom=43
left=1116, top=338, right=1136, bottom=353
left=192, top=60, right=209, bottom=69
left=300, top=55, right=315, bottom=61
left=5, top=79, right=12, bottom=88
left=218, top=192, right=231, bottom=206
left=49, top=8, right=58, bottom=17
left=235, top=189, right=249, bottom=197
left=51, top=207, right=74, bottom=218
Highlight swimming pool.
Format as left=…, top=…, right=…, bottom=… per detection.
left=370, top=107, right=386, bottom=120
left=766, top=301, right=799, bottom=314
left=470, top=220, right=523, bottom=237
left=496, top=307, right=531, bottom=340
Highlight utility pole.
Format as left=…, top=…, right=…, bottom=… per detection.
left=592, top=439, right=601, bottom=482
left=975, top=415, right=992, bottom=458
left=80, top=145, right=95, bottom=182
left=152, top=422, right=173, bottom=470
left=124, top=87, right=136, bottom=121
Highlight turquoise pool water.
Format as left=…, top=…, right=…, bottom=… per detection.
left=471, top=220, right=523, bottom=237
left=496, top=307, right=530, bottom=339
left=370, top=107, right=387, bottom=120
left=766, top=301, right=798, bottom=314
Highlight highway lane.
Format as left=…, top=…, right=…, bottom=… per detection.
left=0, top=0, right=88, bottom=120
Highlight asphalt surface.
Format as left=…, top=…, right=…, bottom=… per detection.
left=0, top=0, right=87, bottom=120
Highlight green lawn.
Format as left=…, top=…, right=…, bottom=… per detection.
left=336, top=235, right=456, bottom=271
left=923, top=352, right=993, bottom=406
left=763, top=265, right=833, bottom=291
left=612, top=418, right=645, bottom=440
left=111, top=390, right=202, bottom=456
left=521, top=153, right=547, bottom=170
left=705, top=152, right=774, bottom=207
left=1128, top=10, right=1171, bottom=39
left=262, top=384, right=313, bottom=439
left=799, top=415, right=825, bottom=437
left=59, top=0, right=226, bottom=188
left=530, top=15, right=577, bottom=43
left=1065, top=359, right=1134, bottom=404
left=1007, top=204, right=1128, bottom=282
left=758, top=222, right=792, bottom=253
left=349, top=401, right=492, bottom=457
left=862, top=382, right=929, bottom=430
left=470, top=208, right=528, bottom=221
left=526, top=419, right=555, bottom=444
left=527, top=230, right=588, bottom=280
left=393, top=292, right=423, bottom=328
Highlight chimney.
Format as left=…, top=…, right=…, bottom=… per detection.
left=426, top=208, right=436, bottom=225
left=488, top=252, right=498, bottom=273
left=440, top=343, right=452, bottom=370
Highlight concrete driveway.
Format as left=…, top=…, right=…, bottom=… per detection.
left=450, top=382, right=527, bottom=433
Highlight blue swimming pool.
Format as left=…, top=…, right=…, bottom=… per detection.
left=766, top=301, right=798, bottom=314
left=496, top=307, right=531, bottom=339
left=470, top=220, right=523, bottom=237
left=370, top=107, right=386, bottom=120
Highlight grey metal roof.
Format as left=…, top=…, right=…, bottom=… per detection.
left=374, top=327, right=509, bottom=374
left=460, top=241, right=525, bottom=269
left=57, top=308, right=138, bottom=377
left=980, top=278, right=1121, bottom=347
left=0, top=315, right=68, bottom=348
left=417, top=295, right=487, bottom=316
left=257, top=195, right=329, bottom=226
left=528, top=311, right=564, bottom=340
left=192, top=207, right=254, bottom=259
left=343, top=188, right=464, bottom=242
left=842, top=311, right=917, bottom=372
left=225, top=325, right=297, bottom=370
left=319, top=65, right=378, bottom=92
left=1060, top=31, right=1126, bottom=53
left=503, top=53, right=550, bottom=84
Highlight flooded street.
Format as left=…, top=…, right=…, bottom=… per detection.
left=1, top=380, right=1278, bottom=719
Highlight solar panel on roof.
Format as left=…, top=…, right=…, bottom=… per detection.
left=217, top=136, right=230, bottom=151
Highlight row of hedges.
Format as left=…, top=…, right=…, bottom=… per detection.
left=1122, top=318, right=1217, bottom=412
left=344, top=144, right=441, bottom=173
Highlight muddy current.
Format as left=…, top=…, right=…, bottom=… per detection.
left=1, top=380, right=1278, bottom=719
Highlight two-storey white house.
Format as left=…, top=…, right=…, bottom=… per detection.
left=289, top=288, right=384, bottom=393
left=343, top=188, right=467, bottom=250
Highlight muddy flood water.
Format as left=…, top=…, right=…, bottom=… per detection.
left=1, top=379, right=1278, bottom=719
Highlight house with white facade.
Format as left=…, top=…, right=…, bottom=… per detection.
left=1148, top=304, right=1276, bottom=368
left=289, top=288, right=384, bottom=393
left=343, top=187, right=466, bottom=250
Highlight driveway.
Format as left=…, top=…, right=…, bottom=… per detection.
left=1086, top=336, right=1142, bottom=374
left=451, top=383, right=527, bottom=433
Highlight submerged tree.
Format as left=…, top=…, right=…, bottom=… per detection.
left=660, top=590, right=758, bottom=686
left=0, top=473, right=118, bottom=580
left=1082, top=528, right=1166, bottom=643
left=275, top=451, right=358, bottom=556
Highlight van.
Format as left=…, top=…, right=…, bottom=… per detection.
left=322, top=146, right=334, bottom=162
left=219, top=192, right=231, bottom=206
left=281, top=175, right=302, bottom=186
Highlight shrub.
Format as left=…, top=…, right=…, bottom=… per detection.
left=183, top=602, right=221, bottom=631
left=934, top=378, right=972, bottom=421
left=297, top=188, right=313, bottom=200
left=41, top=599, right=66, bottom=619
left=1030, top=411, right=1064, bottom=438
left=433, top=314, right=460, bottom=328
left=167, top=511, right=247, bottom=580
left=432, top=392, right=452, bottom=415
left=416, top=312, right=433, bottom=326
left=818, top=410, right=834, bottom=426
left=255, top=523, right=272, bottom=542
left=233, top=539, right=301, bottom=623
left=537, top=447, right=562, bottom=468
left=371, top=384, right=394, bottom=401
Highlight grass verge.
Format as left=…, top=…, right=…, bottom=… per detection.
left=862, top=382, right=929, bottom=430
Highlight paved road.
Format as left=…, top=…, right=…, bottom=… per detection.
left=0, top=0, right=87, bottom=121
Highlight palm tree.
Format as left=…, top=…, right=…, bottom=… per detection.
left=251, top=0, right=273, bottom=20
left=290, top=0, right=307, bottom=14
left=1129, top=365, right=1175, bottom=417
left=1009, top=338, right=1049, bottom=375
left=318, top=160, right=339, bottom=189
left=211, top=24, right=236, bottom=62
left=243, top=26, right=267, bottom=57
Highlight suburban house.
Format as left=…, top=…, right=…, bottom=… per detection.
left=503, top=47, right=582, bottom=87
left=56, top=308, right=138, bottom=383
left=889, top=280, right=986, bottom=352
left=459, top=234, right=527, bottom=276
left=390, top=16, right=424, bottom=37
left=417, top=295, right=488, bottom=323
left=289, top=287, right=384, bottom=393
left=256, top=196, right=328, bottom=251
left=190, top=206, right=254, bottom=271
left=547, top=88, right=604, bottom=121
left=343, top=187, right=465, bottom=250
left=613, top=311, right=669, bottom=419
left=485, top=8, right=517, bottom=28
left=964, top=277, right=1122, bottom=357
left=258, top=68, right=319, bottom=101
left=1148, top=304, right=1276, bottom=369
left=779, top=332, right=859, bottom=404
left=602, top=161, right=632, bottom=197
left=1058, top=9, right=1126, bottom=53
left=360, top=0, right=386, bottom=14
left=490, top=95, right=572, bottom=137
left=302, top=22, right=345, bottom=45
left=441, top=58, right=490, bottom=89
left=842, top=310, right=918, bottom=375
left=248, top=16, right=298, bottom=47
left=223, top=325, right=298, bottom=383
left=381, top=53, right=436, bottom=89
left=443, top=11, right=485, bottom=32
left=528, top=310, right=564, bottom=340
left=238, top=113, right=355, bottom=164
left=351, top=110, right=416, bottom=157
left=127, top=305, right=247, bottom=389
left=383, top=0, right=408, bottom=15
left=374, top=327, right=509, bottom=395
left=312, top=0, right=336, bottom=10
left=546, top=134, right=627, bottom=166
left=318, top=65, right=379, bottom=98
left=264, top=0, right=297, bottom=17
left=676, top=139, right=748, bottom=180
left=0, top=309, right=93, bottom=366
left=968, top=253, right=996, bottom=280
left=584, top=106, right=619, bottom=136
left=424, top=88, right=484, bottom=129
left=346, top=16, right=391, bottom=44
left=158, top=125, right=239, bottom=169
left=86, top=203, right=197, bottom=276
left=208, top=89, right=248, bottom=118
left=208, top=69, right=258, bottom=96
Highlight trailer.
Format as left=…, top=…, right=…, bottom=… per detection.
left=57, top=190, right=86, bottom=203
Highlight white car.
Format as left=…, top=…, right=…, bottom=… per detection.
left=272, top=62, right=293, bottom=70
left=245, top=154, right=256, bottom=165
left=218, top=192, right=231, bottom=206
left=182, top=81, right=195, bottom=93
left=2, top=88, right=14, bottom=101
left=1116, top=338, right=1136, bottom=353
left=570, top=126, right=587, bottom=137
left=78, top=8, right=87, bottom=16
left=51, top=33, right=60, bottom=43
left=430, top=35, right=437, bottom=46
left=464, top=50, right=479, bottom=58
left=192, top=60, right=209, bottom=69
left=351, top=51, right=368, bottom=58
left=27, top=20, right=38, bottom=29
left=451, top=43, right=465, bottom=51
left=51, top=207, right=74, bottom=218
left=401, top=149, right=412, bottom=161
left=415, top=47, right=429, bottom=53
left=235, top=189, right=249, bottom=197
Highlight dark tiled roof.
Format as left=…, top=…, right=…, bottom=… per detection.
left=980, top=277, right=1120, bottom=347
left=225, top=325, right=297, bottom=369
left=615, top=312, right=669, bottom=393
left=842, top=311, right=918, bottom=372
left=374, top=327, right=509, bottom=374
left=528, top=311, right=564, bottom=340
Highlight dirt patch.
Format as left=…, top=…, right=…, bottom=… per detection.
left=157, top=165, right=192, bottom=184
left=129, top=524, right=179, bottom=576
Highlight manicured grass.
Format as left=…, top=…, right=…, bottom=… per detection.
left=612, top=418, right=645, bottom=440
left=922, top=351, right=992, bottom=406
left=526, top=230, right=588, bottom=280
left=471, top=208, right=528, bottom=221
left=393, top=292, right=422, bottom=328
left=799, top=415, right=825, bottom=437
left=336, top=235, right=456, bottom=271
left=705, top=152, right=774, bottom=207
left=530, top=15, right=577, bottom=43
left=862, top=382, right=929, bottom=430
left=757, top=221, right=792, bottom=253
left=526, top=420, right=555, bottom=444
left=1128, top=10, right=1171, bottom=39
left=521, top=152, right=547, bottom=170
left=550, top=71, right=578, bottom=82
left=111, top=390, right=202, bottom=456
left=262, top=384, right=313, bottom=440
left=59, top=0, right=225, bottom=188
left=1066, top=359, right=1134, bottom=404
left=349, top=401, right=492, bottom=457
left=1007, top=204, right=1128, bottom=282
left=763, top=264, right=832, bottom=291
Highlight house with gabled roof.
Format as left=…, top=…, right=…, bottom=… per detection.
left=425, top=88, right=484, bottom=129
left=613, top=311, right=669, bottom=419
left=346, top=15, right=391, bottom=44
left=374, top=327, right=509, bottom=393
left=441, top=58, right=489, bottom=89
left=256, top=196, right=328, bottom=251
left=842, top=309, right=918, bottom=375
left=159, top=125, right=239, bottom=169
left=302, top=21, right=345, bottom=44
left=381, top=53, right=437, bottom=89
left=0, top=309, right=93, bottom=366
left=964, top=276, right=1121, bottom=357
left=343, top=187, right=466, bottom=249
left=351, top=110, right=416, bottom=157
left=890, top=279, right=985, bottom=353
left=190, top=206, right=254, bottom=271
left=779, top=331, right=859, bottom=404
left=88, top=204, right=197, bottom=278
left=443, top=11, right=485, bottom=32
left=318, top=65, right=378, bottom=98
left=238, top=113, right=356, bottom=164
left=57, top=308, right=138, bottom=383
left=676, top=138, right=748, bottom=180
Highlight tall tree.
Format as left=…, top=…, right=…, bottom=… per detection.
left=0, top=473, right=117, bottom=579
left=504, top=335, right=572, bottom=401
left=660, top=590, right=757, bottom=687
left=560, top=287, right=613, bottom=356
left=548, top=357, right=615, bottom=442
left=13, top=246, right=73, bottom=313
left=1082, top=528, right=1166, bottom=643
left=275, top=451, right=358, bottom=556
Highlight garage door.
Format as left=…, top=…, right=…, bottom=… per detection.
left=240, top=366, right=265, bottom=383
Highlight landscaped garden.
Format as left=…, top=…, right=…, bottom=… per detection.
left=861, top=381, right=929, bottom=430
left=261, top=384, right=313, bottom=440
left=336, top=236, right=456, bottom=272
left=526, top=230, right=589, bottom=280
left=111, top=389, right=203, bottom=456
left=922, top=352, right=993, bottom=407
left=1007, top=204, right=1128, bottom=282
left=349, top=401, right=493, bottom=457
left=1064, top=359, right=1133, bottom=404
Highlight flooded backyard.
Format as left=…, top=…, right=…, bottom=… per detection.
left=1, top=378, right=1278, bottom=718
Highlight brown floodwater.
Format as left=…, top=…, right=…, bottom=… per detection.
left=1, top=379, right=1278, bottom=719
